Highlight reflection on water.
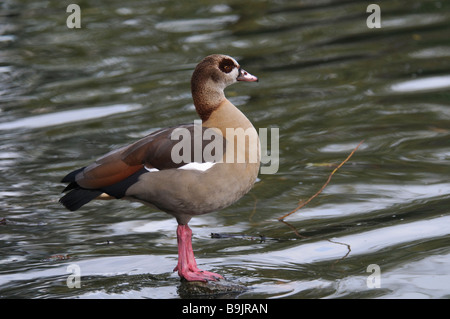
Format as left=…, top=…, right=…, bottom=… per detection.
left=390, top=75, right=450, bottom=92
left=0, top=104, right=141, bottom=130
left=0, top=0, right=450, bottom=299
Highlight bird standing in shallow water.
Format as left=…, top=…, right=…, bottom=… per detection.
left=60, top=54, right=259, bottom=282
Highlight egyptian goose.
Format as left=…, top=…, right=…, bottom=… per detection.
left=60, top=54, right=260, bottom=282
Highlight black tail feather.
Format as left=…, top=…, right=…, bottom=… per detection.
left=61, top=167, right=85, bottom=183
left=59, top=166, right=147, bottom=211
left=62, top=181, right=79, bottom=193
left=59, top=188, right=103, bottom=211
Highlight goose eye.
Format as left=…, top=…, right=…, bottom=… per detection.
left=219, top=58, right=235, bottom=74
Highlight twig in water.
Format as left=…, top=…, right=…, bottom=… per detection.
left=278, top=140, right=364, bottom=221
left=279, top=220, right=309, bottom=239
left=328, top=238, right=352, bottom=268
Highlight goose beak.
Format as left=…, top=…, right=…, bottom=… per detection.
left=237, top=68, right=259, bottom=82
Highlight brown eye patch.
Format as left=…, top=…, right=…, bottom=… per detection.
left=219, top=58, right=236, bottom=74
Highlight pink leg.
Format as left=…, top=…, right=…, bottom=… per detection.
left=173, top=224, right=223, bottom=282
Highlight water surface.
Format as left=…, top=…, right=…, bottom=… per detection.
left=1, top=0, right=449, bottom=299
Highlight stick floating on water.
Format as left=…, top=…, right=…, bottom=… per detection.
left=278, top=140, right=364, bottom=221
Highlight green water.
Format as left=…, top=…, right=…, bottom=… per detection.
left=0, top=0, right=449, bottom=298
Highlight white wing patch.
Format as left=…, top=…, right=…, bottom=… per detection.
left=144, top=162, right=216, bottom=173
left=178, top=162, right=216, bottom=172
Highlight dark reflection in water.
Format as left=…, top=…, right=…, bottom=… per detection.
left=0, top=0, right=450, bottom=299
